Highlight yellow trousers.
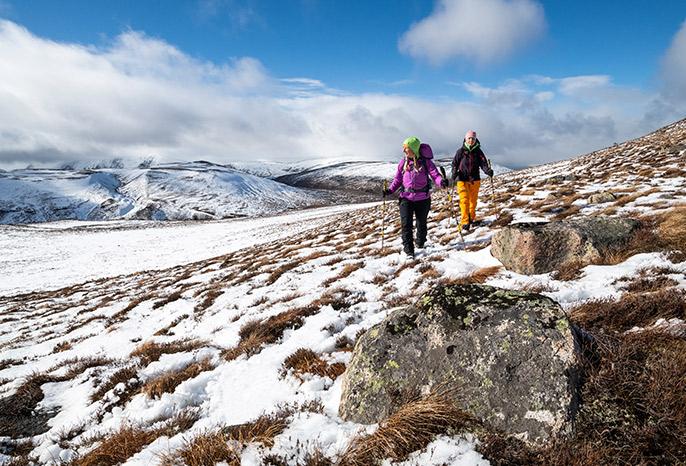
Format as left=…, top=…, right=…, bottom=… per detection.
left=456, top=180, right=481, bottom=225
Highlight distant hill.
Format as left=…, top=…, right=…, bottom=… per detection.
left=0, top=158, right=511, bottom=224
left=0, top=162, right=326, bottom=224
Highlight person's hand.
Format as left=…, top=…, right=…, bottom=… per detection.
left=486, top=169, right=494, bottom=178
left=382, top=188, right=392, bottom=197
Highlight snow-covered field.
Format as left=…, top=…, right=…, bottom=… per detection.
left=0, top=203, right=375, bottom=297
left=1, top=120, right=685, bottom=465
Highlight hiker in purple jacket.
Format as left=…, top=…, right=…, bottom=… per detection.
left=383, top=136, right=447, bottom=258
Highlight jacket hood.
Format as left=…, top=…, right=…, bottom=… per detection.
left=403, top=136, right=421, bottom=158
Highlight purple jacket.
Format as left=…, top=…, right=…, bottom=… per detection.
left=388, top=143, right=444, bottom=202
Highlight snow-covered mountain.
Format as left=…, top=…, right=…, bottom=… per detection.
left=0, top=159, right=511, bottom=225
left=0, top=162, right=327, bottom=224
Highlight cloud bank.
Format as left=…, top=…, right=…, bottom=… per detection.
left=398, top=0, right=546, bottom=65
left=0, top=19, right=682, bottom=170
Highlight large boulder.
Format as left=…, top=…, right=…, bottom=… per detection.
left=490, top=216, right=641, bottom=275
left=339, top=284, right=577, bottom=445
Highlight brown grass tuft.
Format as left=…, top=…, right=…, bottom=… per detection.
left=338, top=390, right=474, bottom=466
left=281, top=348, right=346, bottom=380
left=538, top=330, right=686, bottom=465
left=265, top=261, right=300, bottom=285
left=551, top=260, right=585, bottom=281
left=152, top=290, right=184, bottom=310
left=570, top=288, right=686, bottom=334
left=131, top=339, right=207, bottom=366
left=161, top=409, right=293, bottom=466
left=52, top=341, right=73, bottom=353
left=619, top=275, right=679, bottom=293
left=322, top=261, right=365, bottom=288
left=439, top=266, right=502, bottom=286
left=613, top=187, right=661, bottom=207
left=222, top=307, right=317, bottom=361
left=90, top=365, right=138, bottom=403
left=490, top=212, right=514, bottom=228
left=71, top=425, right=160, bottom=466
left=143, top=358, right=215, bottom=398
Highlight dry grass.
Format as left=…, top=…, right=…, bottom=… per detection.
left=537, top=330, right=686, bottom=465
left=152, top=290, right=184, bottom=310
left=52, top=341, right=73, bottom=353
left=613, top=187, right=661, bottom=207
left=143, top=358, right=215, bottom=398
left=321, top=256, right=344, bottom=267
left=281, top=348, right=346, bottom=380
left=550, top=260, right=585, bottom=281
left=334, top=335, right=355, bottom=352
left=619, top=275, right=679, bottom=293
left=194, top=288, right=224, bottom=315
left=489, top=212, right=514, bottom=228
left=107, top=293, right=155, bottom=327
left=73, top=411, right=200, bottom=466
left=322, top=261, right=365, bottom=288
left=90, top=365, right=138, bottom=403
left=551, top=204, right=582, bottom=220
left=222, top=307, right=317, bottom=361
left=265, top=261, right=300, bottom=285
left=161, top=409, right=292, bottom=466
left=71, top=425, right=161, bottom=466
left=338, top=390, right=474, bottom=466
left=311, top=287, right=363, bottom=311
left=154, top=313, right=190, bottom=336
left=439, top=266, right=502, bottom=286
left=570, top=288, right=686, bottom=334
left=131, top=339, right=208, bottom=366
left=658, top=205, right=686, bottom=261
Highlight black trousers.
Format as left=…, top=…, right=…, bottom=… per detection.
left=399, top=197, right=431, bottom=254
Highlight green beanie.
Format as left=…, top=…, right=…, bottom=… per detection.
left=403, top=136, right=421, bottom=157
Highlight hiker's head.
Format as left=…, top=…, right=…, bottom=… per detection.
left=402, top=136, right=421, bottom=158
left=465, top=130, right=477, bottom=145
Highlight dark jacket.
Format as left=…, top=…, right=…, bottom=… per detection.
left=451, top=138, right=493, bottom=182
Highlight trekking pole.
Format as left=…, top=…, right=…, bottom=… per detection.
left=381, top=180, right=388, bottom=251
left=487, top=159, right=495, bottom=206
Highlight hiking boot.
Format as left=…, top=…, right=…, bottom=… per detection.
left=416, top=241, right=425, bottom=249
left=403, top=246, right=415, bottom=258
left=460, top=223, right=470, bottom=232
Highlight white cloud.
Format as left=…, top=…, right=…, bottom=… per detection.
left=398, top=0, right=546, bottom=65
left=660, top=18, right=686, bottom=102
left=558, top=75, right=611, bottom=96
left=0, top=20, right=676, bottom=171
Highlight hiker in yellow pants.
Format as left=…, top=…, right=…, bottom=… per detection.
left=456, top=179, right=481, bottom=230
left=451, top=130, right=493, bottom=232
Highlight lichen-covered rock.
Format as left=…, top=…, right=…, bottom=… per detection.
left=339, top=284, right=577, bottom=445
left=490, top=216, right=640, bottom=275
left=588, top=191, right=616, bottom=204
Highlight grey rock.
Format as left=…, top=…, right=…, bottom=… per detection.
left=339, top=284, right=577, bottom=445
left=490, top=216, right=641, bottom=275
left=588, top=191, right=616, bottom=204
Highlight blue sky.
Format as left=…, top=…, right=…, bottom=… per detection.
left=0, top=0, right=685, bottom=169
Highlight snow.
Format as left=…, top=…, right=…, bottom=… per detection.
left=0, top=203, right=375, bottom=296
left=1, top=122, right=684, bottom=465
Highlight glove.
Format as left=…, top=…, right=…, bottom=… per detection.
left=441, top=179, right=449, bottom=188
left=486, top=169, right=494, bottom=178
left=382, top=188, right=392, bottom=197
